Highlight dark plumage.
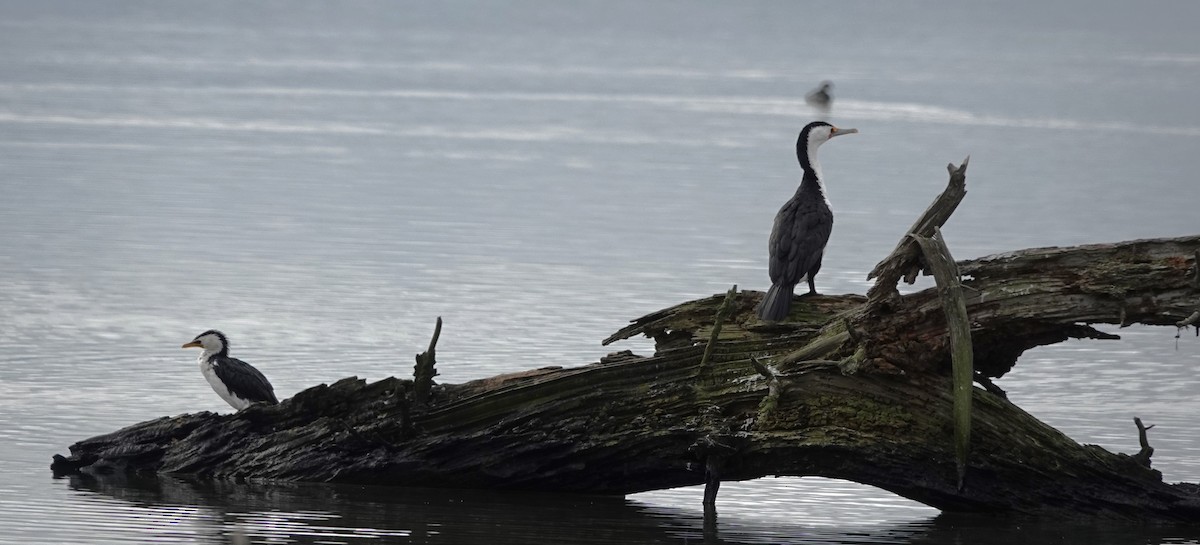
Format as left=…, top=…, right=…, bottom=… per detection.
left=757, top=121, right=857, bottom=321
left=208, top=352, right=278, bottom=405
left=183, top=330, right=278, bottom=410
left=805, top=80, right=833, bottom=110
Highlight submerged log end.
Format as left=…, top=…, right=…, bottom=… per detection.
left=51, top=453, right=92, bottom=477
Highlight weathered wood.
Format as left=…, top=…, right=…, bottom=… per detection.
left=694, top=285, right=739, bottom=505
left=699, top=286, right=738, bottom=372
left=49, top=157, right=1200, bottom=522
left=860, top=235, right=1200, bottom=379
left=1133, top=417, right=1155, bottom=468
left=867, top=157, right=969, bottom=302
left=911, top=227, right=973, bottom=492
left=49, top=233, right=1200, bottom=521
left=412, top=316, right=442, bottom=406
left=748, top=355, right=782, bottom=420
left=1193, top=250, right=1200, bottom=289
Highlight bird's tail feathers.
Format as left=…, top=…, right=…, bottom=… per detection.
left=757, top=283, right=794, bottom=321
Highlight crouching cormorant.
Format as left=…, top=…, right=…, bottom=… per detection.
left=182, top=330, right=278, bottom=410
left=756, top=121, right=858, bottom=321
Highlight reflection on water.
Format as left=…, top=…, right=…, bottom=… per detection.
left=52, top=475, right=1200, bottom=545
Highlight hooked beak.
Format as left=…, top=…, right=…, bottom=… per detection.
left=831, top=127, right=859, bottom=137
left=182, top=341, right=202, bottom=349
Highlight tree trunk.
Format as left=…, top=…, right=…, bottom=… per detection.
left=51, top=161, right=1200, bottom=521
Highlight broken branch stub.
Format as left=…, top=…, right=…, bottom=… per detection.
left=1133, top=417, right=1155, bottom=468
left=698, top=285, right=738, bottom=373
left=412, top=316, right=443, bottom=406
left=867, top=157, right=969, bottom=302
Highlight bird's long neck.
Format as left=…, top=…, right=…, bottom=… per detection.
left=198, top=346, right=228, bottom=363
left=796, top=140, right=829, bottom=206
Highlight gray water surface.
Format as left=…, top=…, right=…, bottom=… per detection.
left=2, top=1, right=1199, bottom=543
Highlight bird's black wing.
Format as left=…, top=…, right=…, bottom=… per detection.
left=211, top=356, right=279, bottom=404
left=768, top=196, right=833, bottom=286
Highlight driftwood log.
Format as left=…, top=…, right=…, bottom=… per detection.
left=51, top=160, right=1200, bottom=521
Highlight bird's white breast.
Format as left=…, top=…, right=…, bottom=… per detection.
left=804, top=137, right=834, bottom=208
left=809, top=160, right=832, bottom=208
left=198, top=354, right=252, bottom=410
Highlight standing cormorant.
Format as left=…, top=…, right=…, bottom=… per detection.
left=757, top=121, right=858, bottom=321
left=182, top=330, right=278, bottom=410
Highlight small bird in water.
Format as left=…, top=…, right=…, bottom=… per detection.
left=805, top=80, right=834, bottom=111
left=757, top=121, right=858, bottom=321
left=182, top=330, right=278, bottom=410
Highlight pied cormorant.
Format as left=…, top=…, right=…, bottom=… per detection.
left=756, top=121, right=858, bottom=321
left=182, top=330, right=278, bottom=410
left=805, top=81, right=834, bottom=110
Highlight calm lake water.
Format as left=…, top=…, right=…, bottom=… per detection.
left=2, top=1, right=1199, bottom=543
